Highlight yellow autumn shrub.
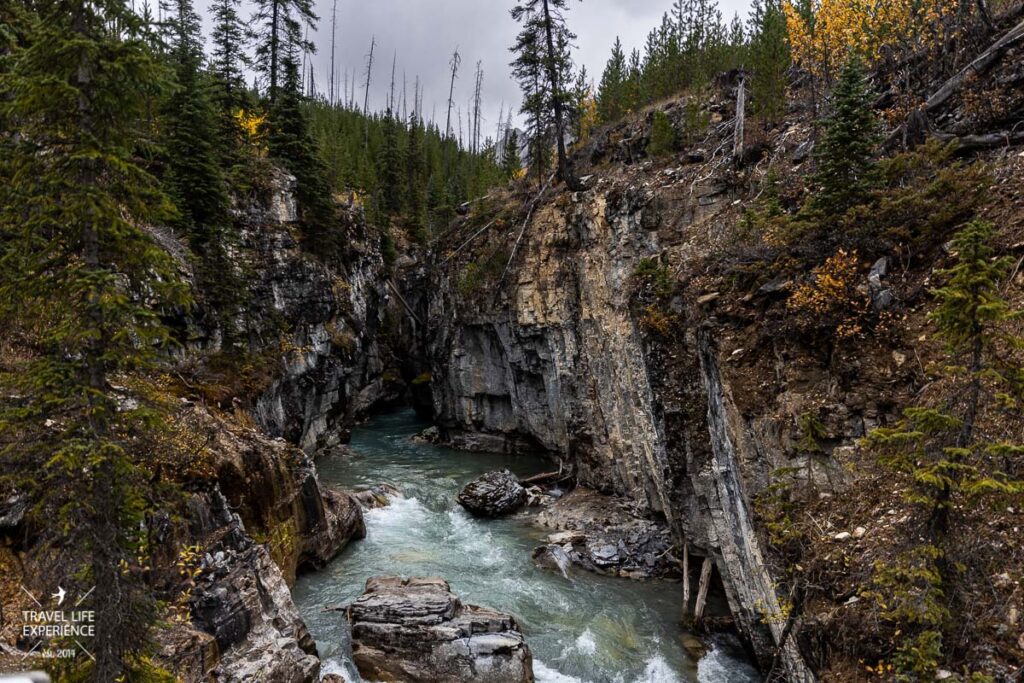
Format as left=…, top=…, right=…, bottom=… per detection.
left=784, top=0, right=956, bottom=80
left=787, top=249, right=868, bottom=339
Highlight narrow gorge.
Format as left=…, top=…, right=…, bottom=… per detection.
left=2, top=2, right=1024, bottom=682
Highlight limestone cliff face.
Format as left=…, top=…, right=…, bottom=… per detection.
left=426, top=101, right=822, bottom=679
left=191, top=169, right=397, bottom=453
left=429, top=187, right=672, bottom=510
left=154, top=405, right=366, bottom=682
left=151, top=170, right=388, bottom=681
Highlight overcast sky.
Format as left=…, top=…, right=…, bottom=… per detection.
left=195, top=0, right=751, bottom=140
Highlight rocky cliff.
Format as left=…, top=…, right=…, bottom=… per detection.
left=145, top=171, right=396, bottom=680
left=422, top=71, right=1024, bottom=677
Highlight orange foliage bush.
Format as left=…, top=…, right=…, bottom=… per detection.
left=787, top=249, right=868, bottom=340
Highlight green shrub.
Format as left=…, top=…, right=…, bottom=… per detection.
left=647, top=111, right=679, bottom=157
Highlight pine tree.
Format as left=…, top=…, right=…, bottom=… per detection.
left=811, top=56, right=880, bottom=212
left=268, top=43, right=337, bottom=255
left=502, top=128, right=521, bottom=178
left=0, top=1, right=188, bottom=679
left=252, top=0, right=317, bottom=101
left=161, top=0, right=239, bottom=329
left=510, top=0, right=581, bottom=190
left=510, top=6, right=550, bottom=185
left=748, top=0, right=789, bottom=122
left=597, top=37, right=627, bottom=123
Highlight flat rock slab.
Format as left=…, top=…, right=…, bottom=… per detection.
left=347, top=576, right=534, bottom=683
left=456, top=470, right=528, bottom=517
left=533, top=487, right=675, bottom=579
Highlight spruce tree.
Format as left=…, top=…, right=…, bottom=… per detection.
left=865, top=219, right=1023, bottom=678
left=510, top=0, right=581, bottom=190
left=210, top=0, right=249, bottom=99
left=268, top=45, right=337, bottom=255
left=405, top=113, right=428, bottom=238
left=597, top=37, right=627, bottom=123
left=867, top=219, right=1023, bottom=531
left=811, top=56, right=880, bottom=212
left=252, top=0, right=317, bottom=101
left=748, top=0, right=789, bottom=122
left=502, top=128, right=521, bottom=178
left=0, top=1, right=188, bottom=679
left=161, top=0, right=238, bottom=329
left=378, top=109, right=404, bottom=216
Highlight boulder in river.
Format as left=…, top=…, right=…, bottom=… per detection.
left=347, top=576, right=534, bottom=683
left=456, top=470, right=527, bottom=517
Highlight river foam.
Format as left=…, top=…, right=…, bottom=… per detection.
left=294, top=409, right=759, bottom=683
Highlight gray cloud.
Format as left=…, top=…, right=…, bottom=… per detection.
left=195, top=0, right=751, bottom=141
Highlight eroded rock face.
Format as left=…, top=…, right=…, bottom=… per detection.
left=347, top=576, right=534, bottom=683
left=532, top=488, right=675, bottom=580
left=426, top=133, right=819, bottom=679
left=456, top=470, right=528, bottom=517
left=154, top=405, right=365, bottom=682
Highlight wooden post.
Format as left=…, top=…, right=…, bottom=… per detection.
left=681, top=543, right=691, bottom=617
left=694, top=556, right=714, bottom=622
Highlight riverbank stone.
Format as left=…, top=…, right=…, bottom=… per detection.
left=346, top=576, right=534, bottom=682
left=456, top=470, right=528, bottom=517
left=533, top=488, right=675, bottom=579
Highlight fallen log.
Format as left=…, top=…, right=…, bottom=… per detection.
left=518, top=470, right=562, bottom=486
left=923, top=16, right=1024, bottom=114
left=932, top=130, right=1024, bottom=151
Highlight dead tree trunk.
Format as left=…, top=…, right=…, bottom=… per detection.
left=681, top=543, right=691, bottom=617
left=733, top=71, right=746, bottom=162
left=694, top=556, right=714, bottom=622
left=329, top=0, right=337, bottom=105
left=363, top=36, right=375, bottom=146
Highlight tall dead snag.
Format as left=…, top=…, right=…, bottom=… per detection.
left=329, top=0, right=337, bottom=104
left=362, top=35, right=375, bottom=145
left=734, top=70, right=746, bottom=162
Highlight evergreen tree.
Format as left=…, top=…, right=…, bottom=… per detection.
left=378, top=109, right=404, bottom=216
left=252, top=0, right=316, bottom=101
left=811, top=56, right=880, bottom=212
left=0, top=1, right=188, bottom=679
left=268, top=43, right=337, bottom=254
left=161, top=0, right=239, bottom=329
left=210, top=0, right=249, bottom=99
left=868, top=221, right=1024, bottom=532
left=597, top=37, right=627, bottom=123
left=865, top=219, right=1023, bottom=678
left=502, top=128, right=521, bottom=178
left=748, top=0, right=789, bottom=122
left=648, top=110, right=679, bottom=156
left=161, top=0, right=230, bottom=232
left=510, top=6, right=550, bottom=185
left=405, top=113, right=428, bottom=238
left=510, top=0, right=581, bottom=190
